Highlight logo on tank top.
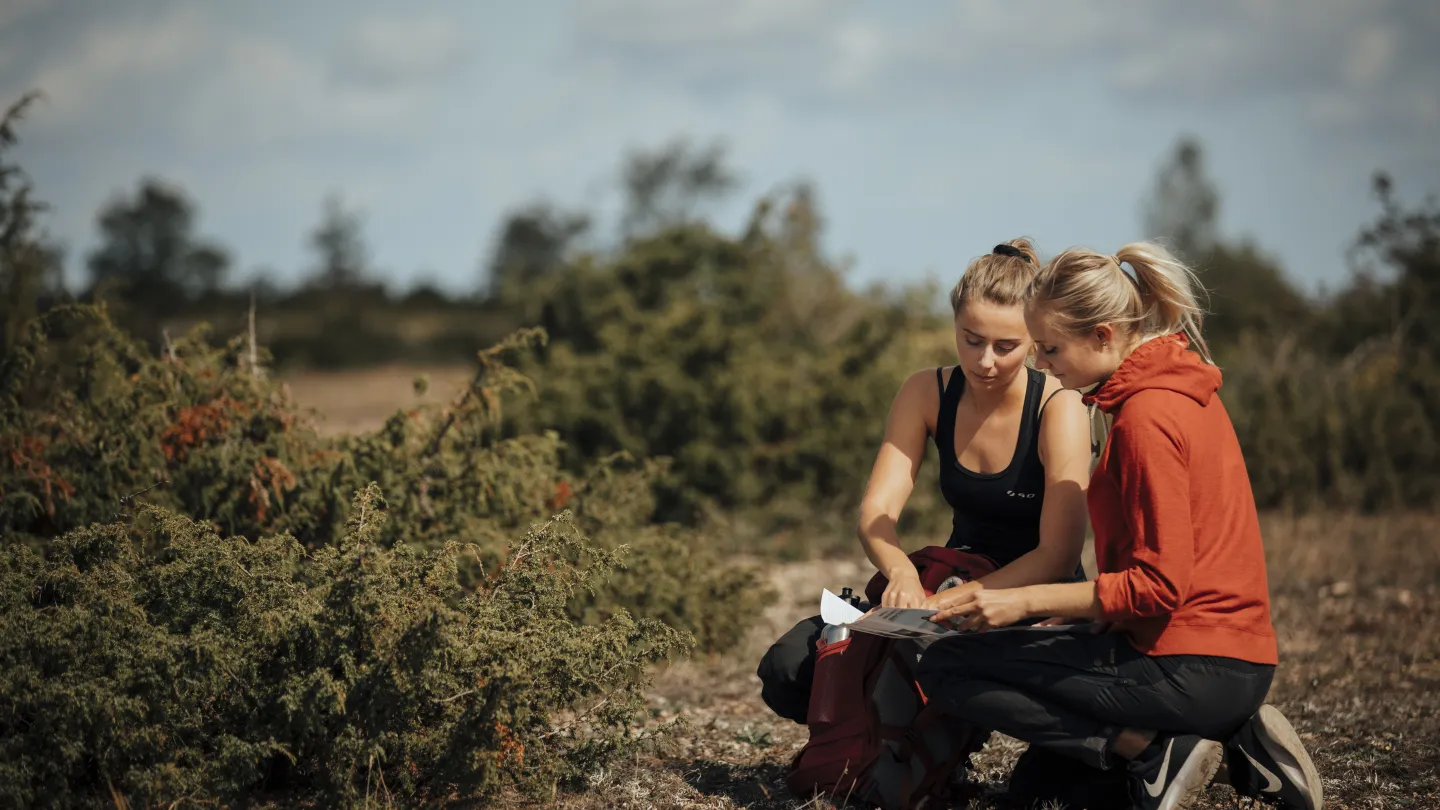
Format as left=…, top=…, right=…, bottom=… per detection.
left=1006, top=490, right=1036, bottom=498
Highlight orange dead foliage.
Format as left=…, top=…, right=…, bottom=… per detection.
left=160, top=397, right=251, bottom=462
left=548, top=480, right=574, bottom=511
left=248, top=456, right=298, bottom=522
left=6, top=436, right=76, bottom=517
left=494, top=721, right=525, bottom=769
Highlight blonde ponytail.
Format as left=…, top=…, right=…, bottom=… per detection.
left=1113, top=242, right=1213, bottom=363
left=1026, top=240, right=1213, bottom=363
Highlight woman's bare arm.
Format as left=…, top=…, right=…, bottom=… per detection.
left=856, top=370, right=935, bottom=606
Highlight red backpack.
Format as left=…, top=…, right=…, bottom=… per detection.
left=785, top=547, right=998, bottom=809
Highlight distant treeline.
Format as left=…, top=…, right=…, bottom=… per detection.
left=4, top=93, right=1438, bottom=516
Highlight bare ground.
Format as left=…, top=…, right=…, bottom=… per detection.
left=532, top=514, right=1440, bottom=809
left=281, top=365, right=474, bottom=436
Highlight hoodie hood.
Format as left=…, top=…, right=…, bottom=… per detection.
left=1083, top=332, right=1222, bottom=413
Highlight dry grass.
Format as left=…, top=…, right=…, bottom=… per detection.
left=281, top=364, right=473, bottom=436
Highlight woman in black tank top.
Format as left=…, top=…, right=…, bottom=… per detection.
left=934, top=365, right=1056, bottom=567
left=756, top=240, right=1094, bottom=726
left=854, top=240, right=1094, bottom=609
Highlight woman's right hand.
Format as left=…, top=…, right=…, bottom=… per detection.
left=881, top=569, right=926, bottom=608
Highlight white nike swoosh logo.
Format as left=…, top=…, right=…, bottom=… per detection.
left=1144, top=739, right=1174, bottom=797
left=1239, top=744, right=1283, bottom=793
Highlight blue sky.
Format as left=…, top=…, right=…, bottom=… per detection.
left=3, top=1, right=1438, bottom=297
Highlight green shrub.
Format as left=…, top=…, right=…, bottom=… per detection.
left=0, top=302, right=768, bottom=805
left=0, top=486, right=688, bottom=807
left=1221, top=334, right=1440, bottom=511
left=507, top=209, right=955, bottom=541
left=1, top=303, right=768, bottom=654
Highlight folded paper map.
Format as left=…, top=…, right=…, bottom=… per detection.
left=819, top=588, right=957, bottom=639
left=819, top=588, right=1086, bottom=640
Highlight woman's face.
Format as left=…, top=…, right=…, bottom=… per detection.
left=953, top=300, right=1032, bottom=392
left=1024, top=306, right=1118, bottom=390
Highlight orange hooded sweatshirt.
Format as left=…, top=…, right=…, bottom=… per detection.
left=1085, top=333, right=1278, bottom=665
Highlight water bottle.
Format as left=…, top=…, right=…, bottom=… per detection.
left=821, top=587, right=863, bottom=643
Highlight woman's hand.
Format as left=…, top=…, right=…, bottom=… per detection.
left=929, top=587, right=1033, bottom=631
left=881, top=569, right=926, bottom=608
left=922, top=580, right=982, bottom=612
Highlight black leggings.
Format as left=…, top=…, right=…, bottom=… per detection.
left=756, top=614, right=826, bottom=723
left=914, top=625, right=1274, bottom=770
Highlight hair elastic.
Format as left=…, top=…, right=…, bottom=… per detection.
left=993, top=244, right=1025, bottom=258
left=1113, top=255, right=1140, bottom=286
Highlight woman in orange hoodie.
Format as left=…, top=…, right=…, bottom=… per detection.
left=915, top=242, right=1323, bottom=810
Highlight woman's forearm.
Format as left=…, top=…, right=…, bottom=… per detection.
left=856, top=510, right=918, bottom=579
left=1019, top=581, right=1104, bottom=620
left=976, top=544, right=1079, bottom=591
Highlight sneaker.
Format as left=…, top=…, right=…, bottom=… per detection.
left=1225, top=704, right=1323, bottom=809
left=1127, top=733, right=1223, bottom=810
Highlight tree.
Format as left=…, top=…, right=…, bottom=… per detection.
left=305, top=195, right=368, bottom=289
left=619, top=138, right=737, bottom=239
left=484, top=202, right=589, bottom=302
left=1142, top=137, right=1219, bottom=260
left=86, top=179, right=231, bottom=308
left=1141, top=138, right=1311, bottom=353
left=1337, top=173, right=1440, bottom=354
left=0, top=92, right=65, bottom=352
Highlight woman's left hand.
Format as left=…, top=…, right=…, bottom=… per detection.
left=929, top=587, right=1032, bottom=631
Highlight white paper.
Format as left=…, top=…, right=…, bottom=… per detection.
left=847, top=606, right=957, bottom=640
left=819, top=588, right=866, bottom=626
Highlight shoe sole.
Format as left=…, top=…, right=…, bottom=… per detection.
left=1255, top=704, right=1324, bottom=810
left=1159, top=739, right=1223, bottom=810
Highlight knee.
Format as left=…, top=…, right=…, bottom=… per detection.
left=917, top=632, right=1017, bottom=689
left=915, top=655, right=946, bottom=697
left=916, top=638, right=979, bottom=693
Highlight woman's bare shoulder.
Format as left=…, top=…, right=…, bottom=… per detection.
left=1038, top=373, right=1086, bottom=423
left=894, top=367, right=945, bottom=427
left=1040, top=373, right=1081, bottom=405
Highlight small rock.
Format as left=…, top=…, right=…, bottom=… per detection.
left=1396, top=589, right=1414, bottom=608
left=1329, top=581, right=1353, bottom=598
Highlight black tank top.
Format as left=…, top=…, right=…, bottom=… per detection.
left=932, top=366, right=1050, bottom=567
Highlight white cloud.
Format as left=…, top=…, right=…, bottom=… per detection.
left=13, top=7, right=209, bottom=125
left=332, top=15, right=475, bottom=87
left=0, top=5, right=490, bottom=155
left=178, top=36, right=434, bottom=149
left=577, top=0, right=827, bottom=48
left=829, top=22, right=886, bottom=94
left=573, top=0, right=885, bottom=105
left=570, top=0, right=1440, bottom=136
left=1341, top=26, right=1400, bottom=90
left=0, top=0, right=53, bottom=32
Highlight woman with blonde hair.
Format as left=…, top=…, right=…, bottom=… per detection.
left=916, top=241, right=1323, bottom=810
left=757, top=239, right=1093, bottom=725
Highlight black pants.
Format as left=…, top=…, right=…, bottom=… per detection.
left=914, top=625, right=1275, bottom=770
left=756, top=614, right=826, bottom=723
